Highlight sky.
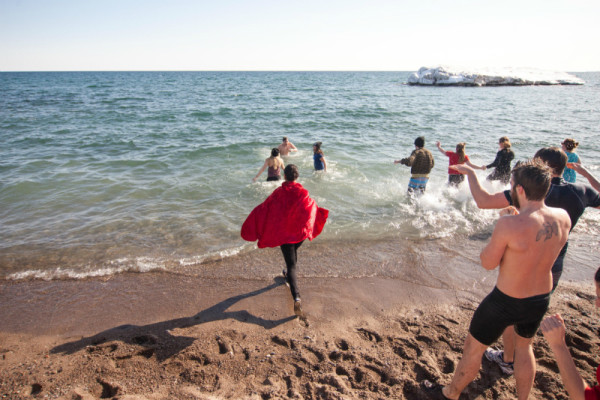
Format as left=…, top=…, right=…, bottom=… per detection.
left=1, top=0, right=598, bottom=72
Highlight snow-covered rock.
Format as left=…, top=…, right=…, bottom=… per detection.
left=407, top=66, right=584, bottom=86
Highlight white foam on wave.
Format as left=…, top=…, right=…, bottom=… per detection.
left=408, top=65, right=584, bottom=86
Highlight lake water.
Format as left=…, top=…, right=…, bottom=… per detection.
left=1, top=71, right=599, bottom=280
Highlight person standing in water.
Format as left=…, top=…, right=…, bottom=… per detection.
left=436, top=141, right=485, bottom=186
left=241, top=164, right=329, bottom=316
left=278, top=136, right=298, bottom=156
left=253, top=148, right=285, bottom=182
left=313, top=142, right=327, bottom=172
left=486, top=136, right=515, bottom=184
left=394, top=136, right=434, bottom=194
left=561, top=138, right=581, bottom=183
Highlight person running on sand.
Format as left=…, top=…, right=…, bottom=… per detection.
left=436, top=141, right=484, bottom=186
left=278, top=136, right=298, bottom=156
left=486, top=136, right=515, bottom=184
left=561, top=138, right=581, bottom=183
left=253, top=148, right=285, bottom=182
left=241, top=164, right=329, bottom=316
left=450, top=148, right=600, bottom=378
left=394, top=136, right=434, bottom=194
left=436, top=160, right=571, bottom=400
left=313, top=142, right=327, bottom=172
left=541, top=266, right=600, bottom=400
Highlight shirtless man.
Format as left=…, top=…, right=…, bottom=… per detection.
left=451, top=148, right=600, bottom=376
left=440, top=160, right=571, bottom=400
left=278, top=137, right=297, bottom=156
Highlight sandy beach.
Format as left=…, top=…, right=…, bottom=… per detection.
left=1, top=239, right=599, bottom=400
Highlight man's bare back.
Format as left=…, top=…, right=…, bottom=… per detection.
left=481, top=202, right=570, bottom=298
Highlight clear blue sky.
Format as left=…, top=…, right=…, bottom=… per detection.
left=1, top=0, right=598, bottom=71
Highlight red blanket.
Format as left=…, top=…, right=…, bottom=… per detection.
left=241, top=181, right=329, bottom=248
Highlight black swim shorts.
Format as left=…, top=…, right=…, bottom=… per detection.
left=469, top=286, right=551, bottom=346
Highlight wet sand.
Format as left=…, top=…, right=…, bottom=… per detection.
left=1, top=239, right=599, bottom=399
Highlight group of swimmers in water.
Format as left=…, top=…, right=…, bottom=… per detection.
left=243, top=134, right=597, bottom=400
left=252, top=135, right=582, bottom=196
left=253, top=137, right=326, bottom=182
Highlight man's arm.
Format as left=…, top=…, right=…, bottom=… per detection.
left=480, top=216, right=510, bottom=270
left=289, top=142, right=298, bottom=152
left=450, top=164, right=510, bottom=209
left=569, top=163, right=600, bottom=193
left=541, top=314, right=588, bottom=400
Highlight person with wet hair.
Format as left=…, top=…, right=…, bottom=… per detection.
left=486, top=136, right=515, bottom=184
left=561, top=138, right=581, bottom=183
left=242, top=164, right=329, bottom=316
left=436, top=141, right=485, bottom=186
left=253, top=148, right=285, bottom=182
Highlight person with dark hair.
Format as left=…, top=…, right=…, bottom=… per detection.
left=313, top=142, right=327, bottom=172
left=561, top=138, right=581, bottom=183
left=449, top=147, right=600, bottom=377
left=437, top=160, right=571, bottom=400
left=278, top=136, right=298, bottom=156
left=394, top=136, right=435, bottom=194
left=241, top=164, right=329, bottom=316
left=253, top=148, right=285, bottom=182
left=541, top=266, right=600, bottom=399
left=436, top=141, right=485, bottom=186
left=486, top=136, right=515, bottom=184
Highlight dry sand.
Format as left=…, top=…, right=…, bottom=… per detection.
left=1, top=255, right=598, bottom=399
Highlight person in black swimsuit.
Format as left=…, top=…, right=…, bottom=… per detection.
left=450, top=147, right=600, bottom=377
left=485, top=136, right=515, bottom=184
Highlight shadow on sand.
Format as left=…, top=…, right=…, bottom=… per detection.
left=51, top=277, right=296, bottom=361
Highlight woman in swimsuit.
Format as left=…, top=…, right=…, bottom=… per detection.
left=253, top=148, right=285, bottom=182
left=313, top=142, right=327, bottom=172
left=486, top=136, right=515, bottom=184
left=561, top=138, right=581, bottom=183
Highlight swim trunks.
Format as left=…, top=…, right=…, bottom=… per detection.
left=408, top=176, right=429, bottom=194
left=469, top=286, right=550, bottom=346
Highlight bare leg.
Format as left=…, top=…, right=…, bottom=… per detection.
left=443, top=334, right=488, bottom=399
left=502, top=325, right=516, bottom=363
left=514, top=334, right=536, bottom=400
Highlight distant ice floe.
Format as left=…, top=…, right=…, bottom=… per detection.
left=407, top=66, right=584, bottom=86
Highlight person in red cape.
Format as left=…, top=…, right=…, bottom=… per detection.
left=241, top=164, right=329, bottom=315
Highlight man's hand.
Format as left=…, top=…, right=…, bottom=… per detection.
left=567, top=162, right=586, bottom=175
left=499, top=206, right=518, bottom=216
left=449, top=164, right=473, bottom=174
left=541, top=314, right=567, bottom=348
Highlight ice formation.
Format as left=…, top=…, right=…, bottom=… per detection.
left=407, top=66, right=584, bottom=86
